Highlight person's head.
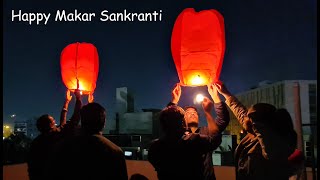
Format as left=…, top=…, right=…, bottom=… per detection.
left=36, top=114, right=57, bottom=133
left=245, top=103, right=277, bottom=131
left=274, top=108, right=294, bottom=131
left=80, top=102, right=106, bottom=134
left=159, top=105, right=186, bottom=136
left=184, top=106, right=199, bottom=127
left=273, top=108, right=297, bottom=147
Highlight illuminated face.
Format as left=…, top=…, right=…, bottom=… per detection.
left=48, top=116, right=57, bottom=130
left=184, top=108, right=199, bottom=125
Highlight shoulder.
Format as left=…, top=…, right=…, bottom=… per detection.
left=149, top=138, right=161, bottom=148
left=93, top=135, right=124, bottom=154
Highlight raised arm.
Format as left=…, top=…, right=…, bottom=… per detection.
left=214, top=83, right=250, bottom=130
left=68, top=89, right=82, bottom=127
left=59, top=90, right=72, bottom=126
left=202, top=97, right=219, bottom=135
left=207, top=84, right=230, bottom=133
left=167, top=83, right=181, bottom=106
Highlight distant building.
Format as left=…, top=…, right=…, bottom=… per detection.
left=26, top=117, right=39, bottom=139
left=225, top=80, right=317, bottom=164
left=109, top=87, right=162, bottom=160
left=14, top=122, right=27, bottom=136
left=116, top=87, right=134, bottom=114
left=119, top=112, right=153, bottom=134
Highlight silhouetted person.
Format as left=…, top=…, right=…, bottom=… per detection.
left=27, top=90, right=82, bottom=180
left=214, top=82, right=296, bottom=180
left=47, top=102, right=128, bottom=180
left=148, top=103, right=222, bottom=180
left=273, top=108, right=303, bottom=179
left=169, top=83, right=230, bottom=180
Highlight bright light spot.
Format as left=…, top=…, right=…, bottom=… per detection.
left=196, top=94, right=204, bottom=103
left=124, top=151, right=132, bottom=156
left=191, top=75, right=204, bottom=85
left=78, top=81, right=86, bottom=92
left=80, top=91, right=83, bottom=95
left=3, top=137, right=5, bottom=140
left=5, top=126, right=10, bottom=129
left=10, top=114, right=16, bottom=118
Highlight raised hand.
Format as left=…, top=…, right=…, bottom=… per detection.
left=202, top=97, right=213, bottom=113
left=171, top=83, right=182, bottom=104
left=66, top=90, right=72, bottom=102
left=213, top=82, right=232, bottom=99
left=74, top=89, right=81, bottom=100
left=88, top=93, right=94, bottom=103
left=207, top=84, right=221, bottom=103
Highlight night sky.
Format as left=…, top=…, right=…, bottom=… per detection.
left=3, top=0, right=317, bottom=128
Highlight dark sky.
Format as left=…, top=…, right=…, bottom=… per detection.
left=3, top=0, right=317, bottom=127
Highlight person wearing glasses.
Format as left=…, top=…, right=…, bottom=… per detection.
left=148, top=103, right=222, bottom=179
left=166, top=83, right=230, bottom=180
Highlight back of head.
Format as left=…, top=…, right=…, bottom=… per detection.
left=247, top=103, right=276, bottom=124
left=37, top=114, right=54, bottom=133
left=273, top=108, right=297, bottom=147
left=274, top=108, right=294, bottom=130
left=80, top=102, right=106, bottom=134
left=159, top=105, right=186, bottom=136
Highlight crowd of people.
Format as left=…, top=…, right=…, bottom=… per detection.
left=27, top=82, right=304, bottom=180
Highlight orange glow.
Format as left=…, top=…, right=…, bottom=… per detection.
left=171, top=8, right=225, bottom=86
left=60, top=42, right=99, bottom=95
left=189, top=73, right=208, bottom=86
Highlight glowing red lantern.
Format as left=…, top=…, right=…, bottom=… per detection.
left=171, top=8, right=225, bottom=86
left=60, top=42, right=99, bottom=95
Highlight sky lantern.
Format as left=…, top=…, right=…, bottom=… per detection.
left=171, top=8, right=225, bottom=86
left=60, top=42, right=99, bottom=95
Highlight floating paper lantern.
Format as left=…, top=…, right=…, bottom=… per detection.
left=60, top=42, right=99, bottom=94
left=171, top=8, right=225, bottom=86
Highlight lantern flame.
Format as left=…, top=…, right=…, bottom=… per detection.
left=191, top=75, right=204, bottom=86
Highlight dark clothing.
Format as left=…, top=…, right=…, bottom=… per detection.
left=226, top=96, right=294, bottom=180
left=27, top=122, right=80, bottom=180
left=148, top=132, right=222, bottom=180
left=27, top=99, right=81, bottom=180
left=165, top=101, right=230, bottom=180
left=46, top=134, right=128, bottom=180
left=185, top=102, right=230, bottom=180
left=27, top=131, right=61, bottom=180
left=203, top=102, right=230, bottom=180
